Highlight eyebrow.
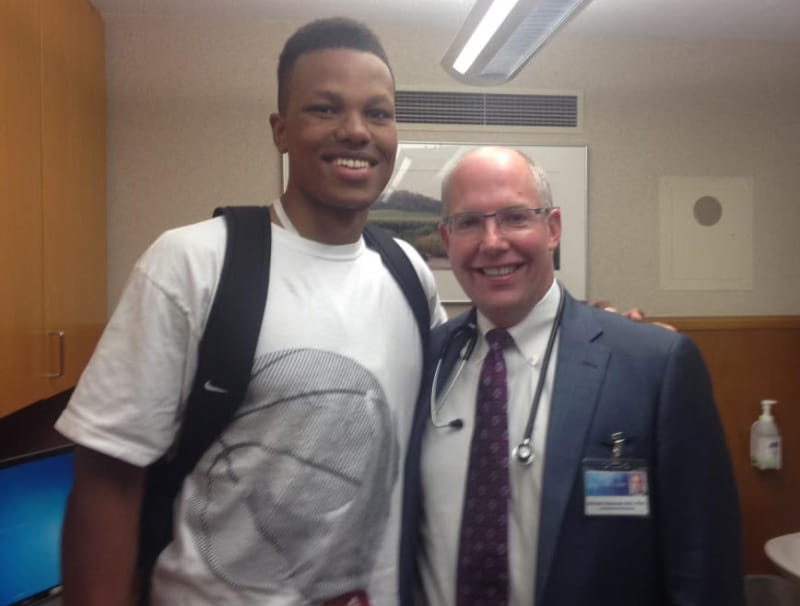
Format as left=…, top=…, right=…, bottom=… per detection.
left=309, top=89, right=394, bottom=106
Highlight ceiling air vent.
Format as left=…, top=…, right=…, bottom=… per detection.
left=395, top=90, right=579, bottom=128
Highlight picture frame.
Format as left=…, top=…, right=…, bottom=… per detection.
left=282, top=142, right=588, bottom=302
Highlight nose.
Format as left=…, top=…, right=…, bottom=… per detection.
left=479, top=216, right=509, bottom=251
left=336, top=110, right=370, bottom=144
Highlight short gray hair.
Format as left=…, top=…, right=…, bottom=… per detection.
left=527, top=160, right=553, bottom=209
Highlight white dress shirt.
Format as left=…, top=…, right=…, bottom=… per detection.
left=419, top=281, right=562, bottom=606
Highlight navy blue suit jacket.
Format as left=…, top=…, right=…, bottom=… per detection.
left=399, top=291, right=745, bottom=606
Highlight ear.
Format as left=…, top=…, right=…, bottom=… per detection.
left=547, top=207, right=562, bottom=252
left=269, top=112, right=287, bottom=153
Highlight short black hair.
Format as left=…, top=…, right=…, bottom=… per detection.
left=277, top=17, right=393, bottom=112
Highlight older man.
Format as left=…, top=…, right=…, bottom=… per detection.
left=400, top=147, right=744, bottom=606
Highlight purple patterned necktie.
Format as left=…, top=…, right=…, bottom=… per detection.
left=456, top=328, right=513, bottom=606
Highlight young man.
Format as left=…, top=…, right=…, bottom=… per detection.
left=401, top=147, right=745, bottom=606
left=56, top=18, right=445, bottom=606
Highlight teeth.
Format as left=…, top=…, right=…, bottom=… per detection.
left=483, top=266, right=516, bottom=276
left=334, top=158, right=370, bottom=169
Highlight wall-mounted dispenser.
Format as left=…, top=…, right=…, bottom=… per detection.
left=750, top=399, right=782, bottom=470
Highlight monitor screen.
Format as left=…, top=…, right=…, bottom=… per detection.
left=0, top=445, right=74, bottom=606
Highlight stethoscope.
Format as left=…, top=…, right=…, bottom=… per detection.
left=430, top=282, right=566, bottom=466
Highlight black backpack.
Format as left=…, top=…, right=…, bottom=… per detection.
left=136, top=206, right=431, bottom=604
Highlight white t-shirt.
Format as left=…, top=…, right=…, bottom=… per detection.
left=56, top=211, right=445, bottom=606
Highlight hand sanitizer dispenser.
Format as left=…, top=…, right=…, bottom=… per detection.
left=750, top=399, right=781, bottom=470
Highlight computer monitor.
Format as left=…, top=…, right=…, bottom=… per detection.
left=0, top=445, right=74, bottom=606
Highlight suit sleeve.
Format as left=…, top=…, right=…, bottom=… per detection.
left=655, top=335, right=745, bottom=606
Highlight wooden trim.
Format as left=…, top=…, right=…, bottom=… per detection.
left=649, top=316, right=800, bottom=331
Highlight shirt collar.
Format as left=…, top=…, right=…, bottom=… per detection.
left=475, top=280, right=562, bottom=367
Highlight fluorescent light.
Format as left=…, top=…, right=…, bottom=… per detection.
left=453, top=0, right=521, bottom=74
left=443, top=0, right=594, bottom=85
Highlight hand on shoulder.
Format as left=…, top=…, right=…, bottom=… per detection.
left=590, top=299, right=677, bottom=332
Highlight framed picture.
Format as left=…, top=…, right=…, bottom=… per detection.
left=281, top=142, right=588, bottom=302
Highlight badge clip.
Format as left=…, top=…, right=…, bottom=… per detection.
left=611, top=432, right=625, bottom=459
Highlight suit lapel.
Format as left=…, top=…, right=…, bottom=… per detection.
left=535, top=296, right=610, bottom=604
left=399, top=309, right=477, bottom=605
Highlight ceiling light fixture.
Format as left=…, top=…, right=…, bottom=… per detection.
left=442, top=0, right=594, bottom=85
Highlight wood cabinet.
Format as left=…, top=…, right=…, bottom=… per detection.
left=0, top=0, right=106, bottom=417
left=0, top=0, right=45, bottom=411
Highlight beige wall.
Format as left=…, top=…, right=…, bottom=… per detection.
left=105, top=16, right=800, bottom=315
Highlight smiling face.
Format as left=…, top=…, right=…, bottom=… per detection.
left=270, top=48, right=397, bottom=243
left=440, top=148, right=561, bottom=328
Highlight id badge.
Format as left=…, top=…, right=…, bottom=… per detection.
left=583, top=458, right=649, bottom=517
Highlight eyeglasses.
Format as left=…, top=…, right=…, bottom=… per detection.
left=443, top=206, right=553, bottom=237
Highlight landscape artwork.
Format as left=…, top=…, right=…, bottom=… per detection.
left=367, top=142, right=456, bottom=271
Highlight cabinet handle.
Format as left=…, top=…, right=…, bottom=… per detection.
left=48, top=330, right=65, bottom=378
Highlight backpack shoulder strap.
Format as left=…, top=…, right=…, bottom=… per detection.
left=373, top=222, right=437, bottom=606
left=137, top=206, right=271, bottom=601
left=170, top=205, right=271, bottom=476
left=362, top=223, right=431, bottom=350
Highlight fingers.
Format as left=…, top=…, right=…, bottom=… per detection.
left=622, top=308, right=645, bottom=322
left=594, top=302, right=678, bottom=332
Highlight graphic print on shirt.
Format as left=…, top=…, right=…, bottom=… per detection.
left=184, top=348, right=399, bottom=602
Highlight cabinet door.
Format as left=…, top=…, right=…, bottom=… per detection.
left=0, top=0, right=46, bottom=416
left=40, top=0, right=107, bottom=396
